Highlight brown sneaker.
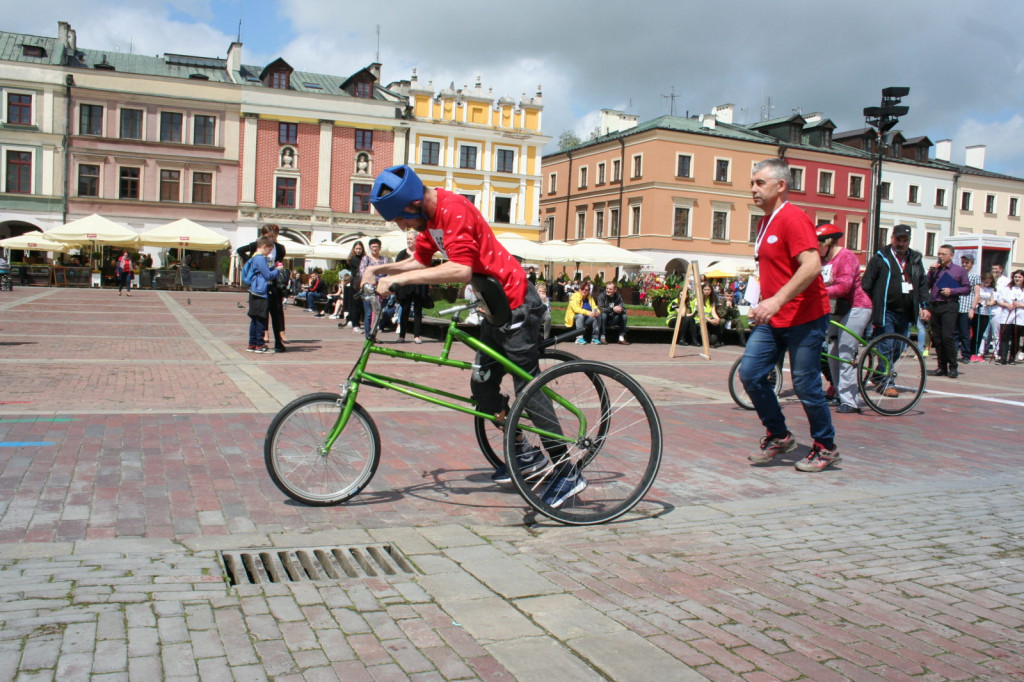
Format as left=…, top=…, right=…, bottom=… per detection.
left=795, top=442, right=842, bottom=472
left=883, top=386, right=899, bottom=398
left=749, top=432, right=796, bottom=464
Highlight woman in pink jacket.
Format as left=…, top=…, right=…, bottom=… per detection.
left=817, top=225, right=873, bottom=414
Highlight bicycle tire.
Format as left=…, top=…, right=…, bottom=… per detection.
left=265, top=393, right=381, bottom=505
left=728, top=356, right=784, bottom=410
left=856, top=333, right=925, bottom=416
left=505, top=360, right=662, bottom=525
left=473, top=348, right=596, bottom=468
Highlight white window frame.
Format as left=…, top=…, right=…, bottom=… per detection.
left=158, top=109, right=186, bottom=144
left=2, top=144, right=37, bottom=195
left=191, top=111, right=218, bottom=146
left=492, top=193, right=515, bottom=224
left=458, top=142, right=481, bottom=170
left=420, top=137, right=443, bottom=166
left=2, top=88, right=37, bottom=127
left=595, top=209, right=605, bottom=238
left=713, top=156, right=731, bottom=183
left=630, top=153, right=643, bottom=179
left=908, top=184, right=920, bottom=205
left=672, top=197, right=695, bottom=238
left=273, top=173, right=300, bottom=209
left=612, top=159, right=622, bottom=182
left=629, top=200, right=642, bottom=235
left=846, top=222, right=861, bottom=251
left=157, top=165, right=184, bottom=202
left=676, top=153, right=693, bottom=179
left=494, top=146, right=517, bottom=174
left=596, top=161, right=606, bottom=185
left=609, top=207, right=620, bottom=237
left=78, top=101, right=106, bottom=137
left=817, top=170, right=834, bottom=196
left=710, top=202, right=731, bottom=241
left=1009, top=196, right=1020, bottom=218
left=576, top=211, right=587, bottom=239
left=117, top=163, right=144, bottom=200
left=935, top=187, right=947, bottom=208
left=848, top=173, right=865, bottom=199
left=789, top=166, right=805, bottom=192
left=117, top=106, right=146, bottom=141
left=190, top=169, right=215, bottom=204
left=880, top=181, right=892, bottom=201
left=75, top=160, right=102, bottom=198
left=548, top=172, right=557, bottom=194
left=578, top=165, right=588, bottom=189
left=961, top=191, right=973, bottom=212
left=986, top=194, right=997, bottom=215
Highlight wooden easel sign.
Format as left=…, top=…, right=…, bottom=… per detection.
left=669, top=262, right=712, bottom=360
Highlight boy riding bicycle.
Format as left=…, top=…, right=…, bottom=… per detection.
left=363, top=165, right=583, bottom=508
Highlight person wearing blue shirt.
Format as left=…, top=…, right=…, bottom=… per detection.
left=247, top=237, right=284, bottom=353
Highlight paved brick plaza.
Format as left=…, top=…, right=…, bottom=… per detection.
left=1, top=287, right=1023, bottom=680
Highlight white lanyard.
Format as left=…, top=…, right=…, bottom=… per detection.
left=753, top=202, right=787, bottom=261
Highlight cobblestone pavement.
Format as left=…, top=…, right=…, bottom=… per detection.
left=1, top=288, right=1023, bottom=680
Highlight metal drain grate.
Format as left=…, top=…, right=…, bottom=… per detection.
left=219, top=544, right=417, bottom=586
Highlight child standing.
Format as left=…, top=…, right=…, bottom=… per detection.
left=248, top=236, right=284, bottom=353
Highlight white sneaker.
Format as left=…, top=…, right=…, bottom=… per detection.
left=329, top=314, right=339, bottom=319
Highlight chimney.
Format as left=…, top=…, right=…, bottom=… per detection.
left=226, top=42, right=242, bottom=77
left=700, top=113, right=717, bottom=129
left=57, top=20, right=76, bottom=55
left=935, top=139, right=952, bottom=162
left=965, top=145, right=986, bottom=169
left=368, top=63, right=382, bottom=81
left=599, top=109, right=638, bottom=135
left=711, top=103, right=734, bottom=124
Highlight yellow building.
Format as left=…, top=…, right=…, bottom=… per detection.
left=388, top=71, right=549, bottom=236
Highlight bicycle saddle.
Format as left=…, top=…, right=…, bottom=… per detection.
left=470, top=274, right=511, bottom=327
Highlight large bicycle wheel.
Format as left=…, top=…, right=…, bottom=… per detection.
left=474, top=348, right=593, bottom=468
left=265, top=393, right=381, bottom=505
left=505, top=361, right=661, bottom=525
left=728, top=356, right=784, bottom=410
left=856, top=333, right=925, bottom=416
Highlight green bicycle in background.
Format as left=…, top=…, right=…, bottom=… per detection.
left=728, top=319, right=926, bottom=416
left=264, top=276, right=663, bottom=526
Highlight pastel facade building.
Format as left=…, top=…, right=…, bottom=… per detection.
left=233, top=53, right=406, bottom=248
left=0, top=27, right=70, bottom=237
left=390, top=72, right=548, bottom=236
left=937, top=143, right=1024, bottom=268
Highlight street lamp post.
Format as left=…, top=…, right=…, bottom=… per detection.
left=864, top=87, right=910, bottom=255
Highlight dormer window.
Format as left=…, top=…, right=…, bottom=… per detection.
left=354, top=81, right=372, bottom=98
left=260, top=58, right=295, bottom=90
left=270, top=71, right=289, bottom=89
left=22, top=45, right=46, bottom=58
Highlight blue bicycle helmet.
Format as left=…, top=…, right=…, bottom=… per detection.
left=370, top=165, right=425, bottom=221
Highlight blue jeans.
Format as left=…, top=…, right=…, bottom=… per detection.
left=739, top=315, right=834, bottom=447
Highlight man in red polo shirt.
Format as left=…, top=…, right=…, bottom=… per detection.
left=739, top=158, right=839, bottom=472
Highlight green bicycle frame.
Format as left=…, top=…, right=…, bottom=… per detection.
left=323, top=310, right=587, bottom=450
left=822, top=318, right=893, bottom=376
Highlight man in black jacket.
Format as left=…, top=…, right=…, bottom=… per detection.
left=861, top=224, right=931, bottom=391
left=596, top=282, right=630, bottom=344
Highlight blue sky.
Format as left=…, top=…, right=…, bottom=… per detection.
left=6, top=0, right=1024, bottom=176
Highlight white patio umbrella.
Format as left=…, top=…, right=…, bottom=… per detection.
left=377, top=229, right=411, bottom=257
left=567, top=238, right=653, bottom=267
left=137, top=218, right=230, bottom=250
left=276, top=237, right=312, bottom=258
left=496, top=233, right=571, bottom=263
left=0, top=232, right=74, bottom=253
left=44, top=214, right=140, bottom=247
left=310, top=240, right=354, bottom=260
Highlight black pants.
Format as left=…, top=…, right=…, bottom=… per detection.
left=929, top=301, right=959, bottom=371
left=472, top=285, right=565, bottom=465
left=267, top=290, right=285, bottom=348
left=398, top=297, right=422, bottom=339
left=955, top=311, right=973, bottom=360
left=999, top=323, right=1024, bottom=363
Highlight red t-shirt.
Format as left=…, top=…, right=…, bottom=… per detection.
left=414, top=188, right=528, bottom=309
left=756, top=202, right=829, bottom=327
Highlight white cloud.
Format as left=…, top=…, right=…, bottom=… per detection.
left=953, top=115, right=1024, bottom=177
